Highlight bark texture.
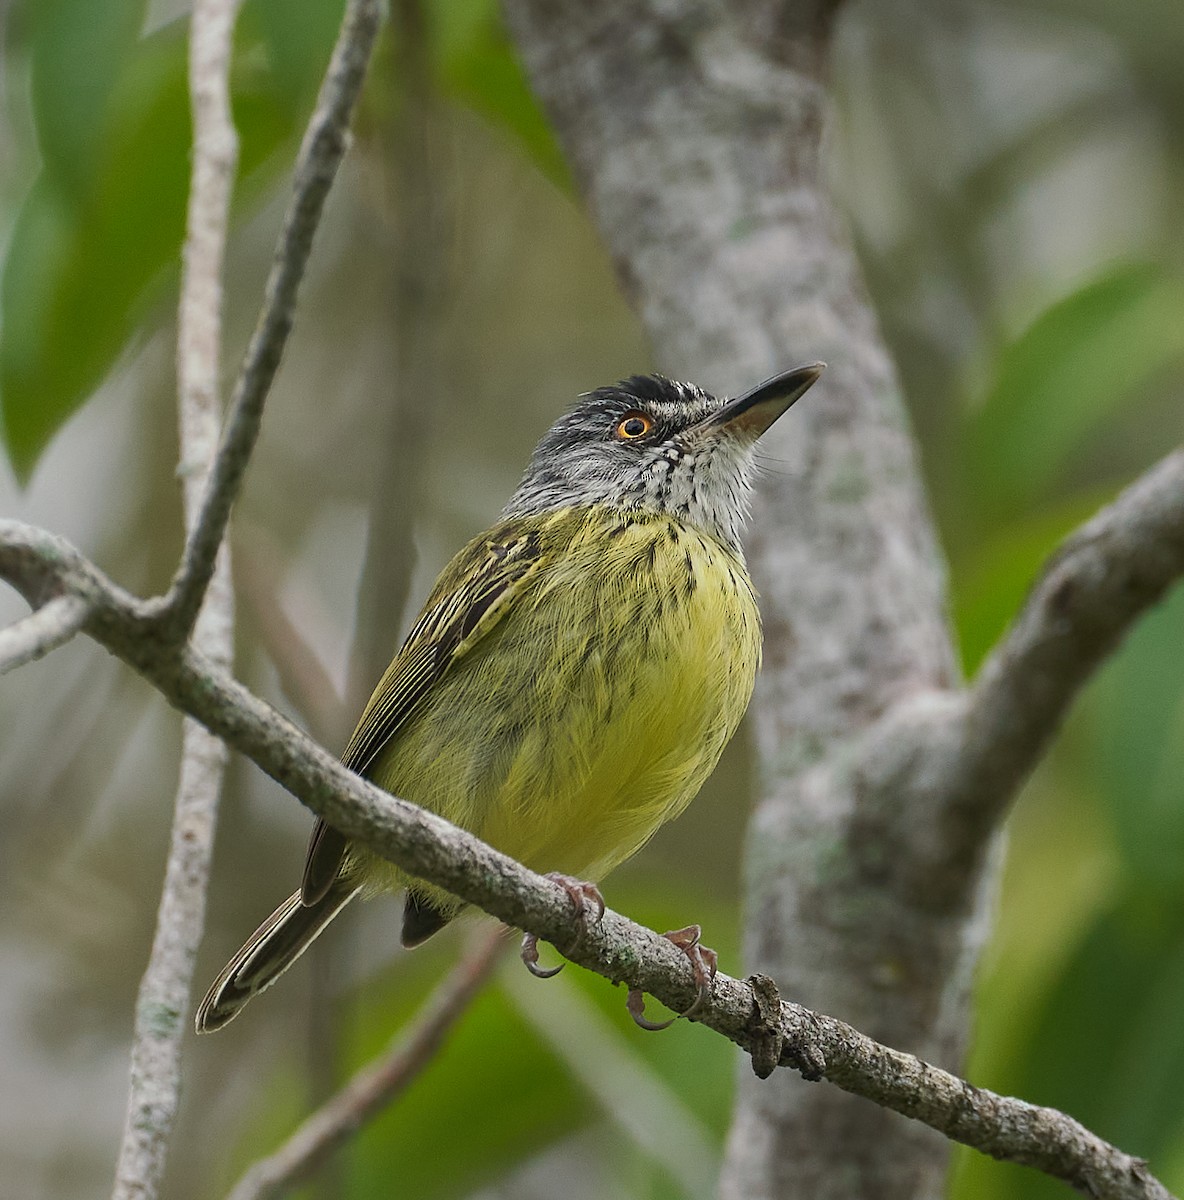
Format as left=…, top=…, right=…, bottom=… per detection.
left=502, top=3, right=970, bottom=1196
left=3, top=507, right=1182, bottom=1200
left=7, top=0, right=1184, bottom=1195
left=112, top=1, right=238, bottom=1194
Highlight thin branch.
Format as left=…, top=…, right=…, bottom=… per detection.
left=157, top=0, right=382, bottom=644
left=112, top=1, right=239, bottom=1197
left=0, top=516, right=1176, bottom=1200
left=345, top=0, right=443, bottom=715
left=961, top=446, right=1184, bottom=824
left=0, top=593, right=90, bottom=673
left=224, top=928, right=507, bottom=1200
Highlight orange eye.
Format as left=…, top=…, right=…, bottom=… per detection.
left=615, top=412, right=654, bottom=440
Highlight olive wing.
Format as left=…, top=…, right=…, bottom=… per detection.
left=300, top=527, right=545, bottom=904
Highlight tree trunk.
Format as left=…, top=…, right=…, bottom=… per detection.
left=503, top=4, right=986, bottom=1196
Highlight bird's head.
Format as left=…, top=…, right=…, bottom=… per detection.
left=504, top=363, right=824, bottom=550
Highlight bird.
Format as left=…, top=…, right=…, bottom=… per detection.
left=195, top=362, right=823, bottom=1033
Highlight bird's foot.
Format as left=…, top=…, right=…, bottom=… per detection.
left=520, top=873, right=605, bottom=979
left=627, top=924, right=718, bottom=1031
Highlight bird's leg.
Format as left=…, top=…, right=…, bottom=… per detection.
left=627, top=924, right=718, bottom=1031
left=520, top=873, right=606, bottom=979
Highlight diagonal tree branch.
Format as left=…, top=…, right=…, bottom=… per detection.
left=224, top=928, right=507, bottom=1200
left=0, top=592, right=90, bottom=673
left=112, top=1, right=239, bottom=1196
left=1, top=457, right=1181, bottom=1198
left=155, top=0, right=382, bottom=646
left=1, top=1, right=1180, bottom=1191
left=953, top=447, right=1184, bottom=840
left=849, top=446, right=1184, bottom=908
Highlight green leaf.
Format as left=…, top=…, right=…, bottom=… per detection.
left=1081, top=583, right=1184, bottom=891
left=961, top=263, right=1184, bottom=527
left=0, top=0, right=347, bottom=481
left=27, top=0, right=148, bottom=197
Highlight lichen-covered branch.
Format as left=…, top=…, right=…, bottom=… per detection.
left=941, top=446, right=1184, bottom=877
left=0, top=592, right=90, bottom=673
left=835, top=446, right=1184, bottom=919
left=111, top=2, right=238, bottom=1196
left=0, top=506, right=1179, bottom=1199
left=157, top=0, right=382, bottom=644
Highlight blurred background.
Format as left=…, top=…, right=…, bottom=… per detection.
left=1, top=0, right=1183, bottom=1197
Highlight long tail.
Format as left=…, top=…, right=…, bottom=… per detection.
left=195, top=880, right=360, bottom=1033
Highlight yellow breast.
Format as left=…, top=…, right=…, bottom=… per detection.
left=358, top=508, right=762, bottom=906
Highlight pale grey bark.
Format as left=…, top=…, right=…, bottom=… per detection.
left=110, top=3, right=238, bottom=1196
left=0, top=592, right=90, bottom=673
left=500, top=3, right=963, bottom=1196
left=1, top=463, right=1182, bottom=1198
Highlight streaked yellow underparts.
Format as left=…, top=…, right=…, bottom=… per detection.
left=348, top=505, right=762, bottom=911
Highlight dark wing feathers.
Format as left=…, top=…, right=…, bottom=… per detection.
left=339, top=643, right=440, bottom=777
left=300, top=528, right=545, bottom=905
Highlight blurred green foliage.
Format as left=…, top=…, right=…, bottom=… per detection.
left=424, top=0, right=568, bottom=190
left=961, top=264, right=1184, bottom=532
left=3, top=1, right=1184, bottom=1198
left=0, top=0, right=557, bottom=480
left=1, top=0, right=350, bottom=478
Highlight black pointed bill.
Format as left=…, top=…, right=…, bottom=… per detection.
left=698, top=362, right=825, bottom=439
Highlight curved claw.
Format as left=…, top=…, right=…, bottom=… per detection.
left=521, top=931, right=565, bottom=978
left=672, top=924, right=718, bottom=1020
left=519, top=875, right=605, bottom=981
left=626, top=924, right=719, bottom=1031
left=627, top=987, right=676, bottom=1031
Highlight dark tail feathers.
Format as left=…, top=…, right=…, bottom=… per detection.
left=195, top=880, right=360, bottom=1033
